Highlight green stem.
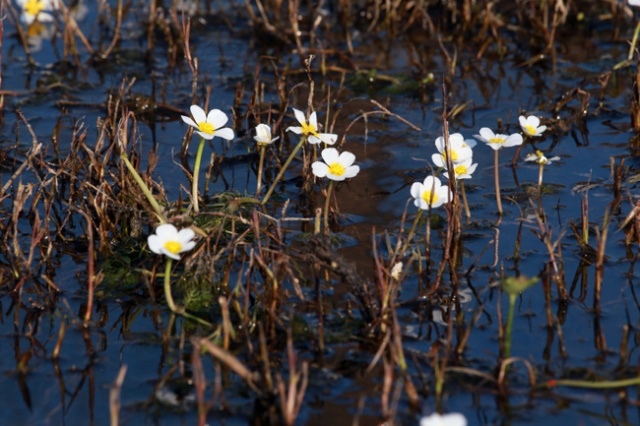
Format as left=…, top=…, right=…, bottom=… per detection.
left=504, top=293, right=516, bottom=359
left=460, top=180, right=471, bottom=221
left=545, top=376, right=640, bottom=389
left=164, top=258, right=177, bottom=313
left=162, top=257, right=213, bottom=328
left=323, top=180, right=334, bottom=234
left=261, top=137, right=306, bottom=205
left=120, top=153, right=166, bottom=222
left=256, top=144, right=267, bottom=195
left=629, top=21, right=640, bottom=61
left=494, top=149, right=503, bottom=215
left=538, top=163, right=544, bottom=187
left=398, top=209, right=423, bottom=257
left=192, top=137, right=207, bottom=214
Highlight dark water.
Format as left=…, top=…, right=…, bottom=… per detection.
left=2, top=1, right=640, bottom=425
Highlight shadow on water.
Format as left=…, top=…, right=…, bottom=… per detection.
left=3, top=0, right=640, bottom=425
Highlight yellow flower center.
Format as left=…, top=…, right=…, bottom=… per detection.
left=421, top=190, right=438, bottom=205
left=489, top=137, right=506, bottom=144
left=198, top=122, right=216, bottom=135
left=301, top=122, right=319, bottom=137
left=442, top=150, right=459, bottom=162
left=454, top=164, right=468, bottom=175
left=328, top=162, right=345, bottom=176
left=25, top=0, right=44, bottom=16
left=524, top=125, right=537, bottom=135
left=164, top=241, right=182, bottom=254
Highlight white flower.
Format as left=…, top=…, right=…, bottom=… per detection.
left=254, top=123, right=279, bottom=146
left=16, top=0, right=54, bottom=24
left=420, top=413, right=467, bottom=426
left=433, top=133, right=474, bottom=164
left=475, top=128, right=523, bottom=151
left=434, top=157, right=477, bottom=180
left=630, top=0, right=640, bottom=6
left=390, top=262, right=403, bottom=280
left=524, top=150, right=560, bottom=165
left=519, top=115, right=547, bottom=137
left=285, top=108, right=337, bottom=145
left=148, top=224, right=196, bottom=261
left=181, top=105, right=235, bottom=141
left=410, top=175, right=452, bottom=210
left=311, top=148, right=360, bottom=181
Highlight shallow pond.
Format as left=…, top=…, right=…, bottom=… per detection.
left=2, top=1, right=640, bottom=425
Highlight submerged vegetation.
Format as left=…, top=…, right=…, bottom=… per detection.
left=4, top=0, right=640, bottom=424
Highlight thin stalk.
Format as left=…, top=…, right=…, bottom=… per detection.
left=256, top=144, right=267, bottom=195
left=545, top=376, right=640, bottom=389
left=494, top=149, right=503, bottom=215
left=164, top=258, right=178, bottom=313
left=398, top=209, right=423, bottom=257
left=460, top=180, right=471, bottom=220
left=504, top=293, right=516, bottom=359
left=323, top=180, right=334, bottom=234
left=163, top=257, right=213, bottom=327
left=629, top=21, right=640, bottom=61
left=192, top=137, right=206, bottom=214
left=262, top=137, right=306, bottom=205
left=120, top=153, right=166, bottom=222
left=538, top=163, right=544, bottom=187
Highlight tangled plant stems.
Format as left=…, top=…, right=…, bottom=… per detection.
left=475, top=128, right=523, bottom=215
left=148, top=224, right=212, bottom=327
left=311, top=147, right=360, bottom=233
left=181, top=105, right=235, bottom=214
left=261, top=107, right=337, bottom=205
left=119, top=152, right=167, bottom=223
left=254, top=123, right=279, bottom=195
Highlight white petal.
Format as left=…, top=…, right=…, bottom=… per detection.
left=181, top=241, right=196, bottom=252
left=195, top=130, right=215, bottom=140
left=434, top=136, right=445, bottom=153
left=463, top=138, right=477, bottom=148
left=504, top=133, right=523, bottom=147
left=478, top=127, right=495, bottom=142
left=321, top=148, right=340, bottom=164
left=160, top=248, right=181, bottom=260
left=286, top=126, right=303, bottom=134
left=181, top=115, right=198, bottom=128
left=410, top=182, right=423, bottom=200
left=190, top=105, right=207, bottom=124
left=432, top=153, right=446, bottom=168
left=214, top=127, right=235, bottom=140
left=312, top=161, right=328, bottom=178
left=423, top=175, right=441, bottom=191
left=466, top=163, right=478, bottom=175
left=307, top=135, right=321, bottom=144
left=519, top=116, right=528, bottom=128
left=177, top=228, right=195, bottom=244
left=317, top=133, right=337, bottom=145
left=155, top=223, right=179, bottom=239
left=343, top=165, right=360, bottom=178
left=207, top=109, right=229, bottom=128
left=326, top=172, right=346, bottom=181
left=528, top=115, right=540, bottom=127
left=148, top=235, right=163, bottom=254
left=537, top=125, right=547, bottom=133
left=292, top=108, right=306, bottom=126
left=338, top=151, right=356, bottom=167
left=308, top=111, right=318, bottom=128
left=449, top=133, right=465, bottom=146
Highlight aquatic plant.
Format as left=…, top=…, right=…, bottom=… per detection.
left=254, top=123, right=280, bottom=194
left=181, top=105, right=235, bottom=213
left=311, top=147, right=360, bottom=232
left=475, top=128, right=523, bottom=215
